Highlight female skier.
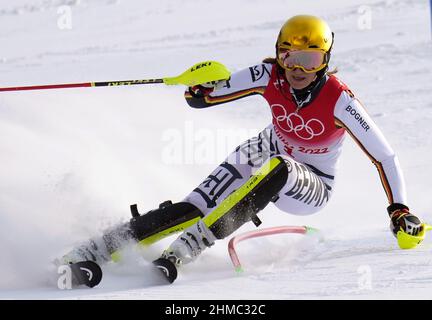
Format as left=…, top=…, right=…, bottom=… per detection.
left=60, top=15, right=423, bottom=284
left=151, top=14, right=423, bottom=272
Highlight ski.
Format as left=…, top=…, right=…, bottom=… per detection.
left=152, top=258, right=178, bottom=284
left=69, top=261, right=103, bottom=288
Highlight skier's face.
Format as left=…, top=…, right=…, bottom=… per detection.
left=285, top=68, right=317, bottom=90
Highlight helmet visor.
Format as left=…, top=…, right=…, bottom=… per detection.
left=277, top=48, right=327, bottom=73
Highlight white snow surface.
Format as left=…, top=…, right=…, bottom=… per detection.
left=0, top=0, right=431, bottom=299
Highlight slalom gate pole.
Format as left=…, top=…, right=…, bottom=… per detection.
left=227, top=226, right=318, bottom=273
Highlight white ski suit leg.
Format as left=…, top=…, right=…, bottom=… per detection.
left=184, top=125, right=281, bottom=215
left=272, top=158, right=334, bottom=216
left=164, top=125, right=334, bottom=264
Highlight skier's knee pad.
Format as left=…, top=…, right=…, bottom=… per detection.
left=205, top=156, right=289, bottom=239
left=129, top=201, right=204, bottom=243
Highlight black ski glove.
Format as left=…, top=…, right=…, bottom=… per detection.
left=188, top=81, right=218, bottom=98
left=388, top=203, right=422, bottom=237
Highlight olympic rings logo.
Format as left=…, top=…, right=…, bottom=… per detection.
left=271, top=104, right=325, bottom=140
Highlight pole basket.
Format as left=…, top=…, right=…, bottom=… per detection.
left=227, top=225, right=319, bottom=273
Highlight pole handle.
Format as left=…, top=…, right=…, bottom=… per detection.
left=163, top=61, right=231, bottom=86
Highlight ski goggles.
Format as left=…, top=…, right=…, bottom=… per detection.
left=277, top=47, right=328, bottom=73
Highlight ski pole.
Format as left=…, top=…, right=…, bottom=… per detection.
left=0, top=61, right=231, bottom=92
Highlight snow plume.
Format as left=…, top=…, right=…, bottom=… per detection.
left=0, top=89, right=162, bottom=288
left=0, top=92, right=124, bottom=289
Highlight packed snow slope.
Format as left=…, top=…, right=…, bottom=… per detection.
left=0, top=0, right=431, bottom=299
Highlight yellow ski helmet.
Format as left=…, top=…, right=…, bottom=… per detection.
left=276, top=15, right=334, bottom=73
